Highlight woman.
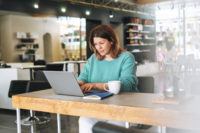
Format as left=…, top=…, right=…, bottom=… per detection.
left=77, top=25, right=138, bottom=133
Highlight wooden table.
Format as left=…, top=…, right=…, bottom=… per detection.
left=21, top=65, right=46, bottom=80
left=53, top=61, right=87, bottom=76
left=12, top=89, right=200, bottom=133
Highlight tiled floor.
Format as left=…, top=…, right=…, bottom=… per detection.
left=0, top=109, right=79, bottom=133
left=0, top=72, right=200, bottom=133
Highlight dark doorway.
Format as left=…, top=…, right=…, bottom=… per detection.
left=86, top=20, right=101, bottom=59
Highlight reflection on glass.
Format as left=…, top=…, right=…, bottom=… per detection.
left=59, top=17, right=87, bottom=61
left=156, top=9, right=183, bottom=56
left=156, top=9, right=179, bottom=20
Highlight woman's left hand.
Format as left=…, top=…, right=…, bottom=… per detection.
left=80, top=83, right=96, bottom=93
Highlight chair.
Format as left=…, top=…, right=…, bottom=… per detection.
left=191, top=81, right=200, bottom=95
left=33, top=60, right=46, bottom=78
left=33, top=60, right=46, bottom=71
left=176, top=55, right=188, bottom=74
left=34, top=71, right=48, bottom=82
left=187, top=54, right=200, bottom=73
left=137, top=77, right=154, bottom=93
left=34, top=60, right=46, bottom=66
left=34, top=64, right=64, bottom=78
left=162, top=55, right=174, bottom=73
left=26, top=81, right=51, bottom=92
left=8, top=71, right=51, bottom=126
left=45, top=64, right=64, bottom=71
left=125, top=76, right=165, bottom=133
left=93, top=122, right=153, bottom=133
left=25, top=81, right=51, bottom=125
left=8, top=80, right=29, bottom=98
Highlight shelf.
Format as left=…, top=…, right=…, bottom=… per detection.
left=143, top=25, right=154, bottom=27
left=126, top=30, right=150, bottom=33
left=127, top=44, right=140, bottom=46
left=16, top=48, right=38, bottom=51
left=17, top=38, right=37, bottom=39
left=126, top=37, right=142, bottom=39
left=143, top=38, right=155, bottom=40
left=126, top=23, right=142, bottom=26
left=140, top=31, right=150, bottom=33
left=65, top=27, right=80, bottom=29
left=127, top=43, right=156, bottom=46
left=20, top=54, right=35, bottom=55
left=62, top=36, right=80, bottom=38
left=18, top=43, right=36, bottom=45
left=126, top=30, right=139, bottom=32
left=131, top=50, right=151, bottom=53
left=126, top=23, right=155, bottom=27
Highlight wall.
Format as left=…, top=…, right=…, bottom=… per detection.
left=0, top=15, right=61, bottom=63
left=11, top=15, right=44, bottom=62
left=43, top=18, right=61, bottom=62
left=43, top=33, right=53, bottom=63
left=110, top=23, right=124, bottom=49
left=0, top=16, right=12, bottom=62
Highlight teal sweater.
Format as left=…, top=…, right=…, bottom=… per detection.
left=77, top=51, right=138, bottom=92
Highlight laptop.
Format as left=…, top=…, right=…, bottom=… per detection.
left=43, top=71, right=104, bottom=97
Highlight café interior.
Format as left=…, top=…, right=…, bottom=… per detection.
left=0, top=0, right=200, bottom=133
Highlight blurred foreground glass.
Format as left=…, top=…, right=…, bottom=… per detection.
left=164, top=76, right=185, bottom=98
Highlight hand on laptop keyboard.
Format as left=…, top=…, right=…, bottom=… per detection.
left=80, top=83, right=97, bottom=93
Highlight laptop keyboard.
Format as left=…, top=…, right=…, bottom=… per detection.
left=84, top=90, right=105, bottom=96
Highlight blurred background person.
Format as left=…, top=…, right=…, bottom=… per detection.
left=156, top=32, right=160, bottom=40
left=162, top=32, right=167, bottom=42
left=156, top=32, right=162, bottom=47
left=156, top=32, right=166, bottom=70
left=164, top=33, right=177, bottom=63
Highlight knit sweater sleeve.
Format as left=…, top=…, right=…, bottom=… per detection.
left=119, top=53, right=138, bottom=92
left=77, top=55, right=93, bottom=84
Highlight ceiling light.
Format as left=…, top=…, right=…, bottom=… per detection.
left=110, top=11, right=113, bottom=18
left=86, top=10, right=90, bottom=15
left=61, top=8, right=66, bottom=12
left=34, top=4, right=38, bottom=8
left=34, top=0, right=39, bottom=9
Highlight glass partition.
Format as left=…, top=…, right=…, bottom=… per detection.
left=156, top=6, right=200, bottom=59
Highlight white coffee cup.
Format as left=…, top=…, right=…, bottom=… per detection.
left=103, top=81, right=121, bottom=94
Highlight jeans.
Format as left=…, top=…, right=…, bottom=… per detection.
left=79, top=116, right=138, bottom=133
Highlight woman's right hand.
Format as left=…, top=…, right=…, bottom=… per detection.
left=78, top=81, right=84, bottom=87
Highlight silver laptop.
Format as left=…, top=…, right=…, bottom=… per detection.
left=43, top=71, right=103, bottom=97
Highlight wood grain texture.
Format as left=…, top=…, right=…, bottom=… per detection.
left=152, top=95, right=195, bottom=105
left=12, top=89, right=200, bottom=131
